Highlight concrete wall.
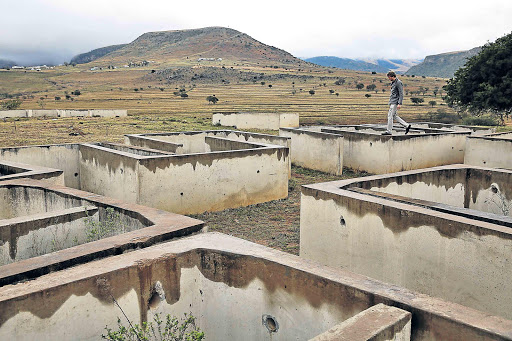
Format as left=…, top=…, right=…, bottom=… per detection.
left=412, top=122, right=496, bottom=135
left=0, top=110, right=127, bottom=118
left=124, top=134, right=183, bottom=153
left=0, top=233, right=510, bottom=341
left=212, top=112, right=300, bottom=130
left=323, top=128, right=468, bottom=174
left=0, top=144, right=80, bottom=188
left=0, top=160, right=64, bottom=184
left=280, top=128, right=343, bottom=175
left=300, top=167, right=512, bottom=320
left=0, top=206, right=98, bottom=265
left=311, top=304, right=411, bottom=341
left=137, top=147, right=288, bottom=214
left=465, top=133, right=512, bottom=169
left=79, top=141, right=288, bottom=214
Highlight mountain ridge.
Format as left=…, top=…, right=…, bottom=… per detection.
left=405, top=47, right=481, bottom=78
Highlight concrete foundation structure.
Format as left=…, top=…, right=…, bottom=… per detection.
left=283, top=124, right=468, bottom=174
left=0, top=130, right=290, bottom=214
left=212, top=112, right=299, bottom=130
left=0, top=178, right=204, bottom=285
left=300, top=164, right=512, bottom=320
left=465, top=132, right=512, bottom=169
left=0, top=109, right=128, bottom=118
left=279, top=128, right=343, bottom=175
left=411, top=122, right=496, bottom=135
left=1, top=233, right=511, bottom=341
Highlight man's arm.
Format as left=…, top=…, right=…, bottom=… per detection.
left=397, top=80, right=404, bottom=108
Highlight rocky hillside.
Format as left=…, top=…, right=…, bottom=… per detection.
left=405, top=47, right=481, bottom=78
left=87, top=27, right=306, bottom=67
left=70, top=44, right=127, bottom=64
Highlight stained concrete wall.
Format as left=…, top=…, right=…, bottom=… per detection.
left=0, top=110, right=127, bottom=118
left=79, top=141, right=288, bottom=214
left=323, top=128, right=468, bottom=174
left=280, top=128, right=343, bottom=175
left=212, top=112, right=300, bottom=130
left=0, top=206, right=99, bottom=265
left=465, top=133, right=512, bottom=169
left=0, top=233, right=510, bottom=341
left=300, top=166, right=512, bottom=320
left=124, top=134, right=183, bottom=153
left=412, top=122, right=496, bottom=135
left=0, top=144, right=80, bottom=188
left=0, top=160, right=64, bottom=184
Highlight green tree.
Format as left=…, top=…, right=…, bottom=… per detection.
left=429, top=100, right=437, bottom=107
left=1, top=99, right=22, bottom=110
left=444, top=32, right=512, bottom=124
left=206, top=95, right=218, bottom=104
left=366, top=84, right=377, bottom=92
left=355, top=83, right=364, bottom=90
left=309, top=90, right=315, bottom=96
left=410, top=97, right=424, bottom=105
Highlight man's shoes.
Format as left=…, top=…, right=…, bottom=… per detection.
left=381, top=131, right=392, bottom=135
left=405, top=125, right=411, bottom=134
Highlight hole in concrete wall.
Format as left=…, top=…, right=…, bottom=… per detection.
left=340, top=215, right=346, bottom=226
left=257, top=170, right=260, bottom=173
left=262, top=315, right=279, bottom=333
left=180, top=192, right=184, bottom=196
left=491, top=184, right=499, bottom=194
left=369, top=142, right=372, bottom=147
left=74, top=173, right=78, bottom=177
left=148, top=281, right=165, bottom=309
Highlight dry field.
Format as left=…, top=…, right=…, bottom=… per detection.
left=0, top=64, right=500, bottom=255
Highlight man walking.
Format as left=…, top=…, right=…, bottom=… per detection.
left=382, top=71, right=411, bottom=135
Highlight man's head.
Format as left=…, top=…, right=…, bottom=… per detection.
left=387, top=71, right=397, bottom=81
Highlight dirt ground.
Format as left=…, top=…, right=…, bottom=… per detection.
left=191, top=166, right=369, bottom=255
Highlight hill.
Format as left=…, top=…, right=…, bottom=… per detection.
left=70, top=44, right=127, bottom=64
left=405, top=47, right=481, bottom=78
left=87, top=26, right=306, bottom=67
left=0, top=59, right=16, bottom=69
left=305, top=56, right=422, bottom=73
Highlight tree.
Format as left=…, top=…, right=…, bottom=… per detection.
left=444, top=32, right=512, bottom=124
left=180, top=93, right=189, bottom=98
left=334, top=78, right=345, bottom=86
left=355, top=83, right=364, bottom=90
left=366, top=84, right=377, bottom=92
left=206, top=95, right=218, bottom=104
left=410, top=97, right=424, bottom=105
left=329, top=89, right=335, bottom=94
left=309, top=90, right=315, bottom=96
left=1, top=99, right=22, bottom=110
left=365, top=94, right=372, bottom=98
left=429, top=100, right=437, bottom=107
left=73, top=90, right=81, bottom=96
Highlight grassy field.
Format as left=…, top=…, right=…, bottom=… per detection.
left=0, top=64, right=504, bottom=255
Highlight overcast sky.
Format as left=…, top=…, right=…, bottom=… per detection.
left=1, top=0, right=511, bottom=65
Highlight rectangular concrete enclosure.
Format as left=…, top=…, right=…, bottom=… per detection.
left=0, top=178, right=204, bottom=286
left=0, top=130, right=290, bottom=214
left=293, top=124, right=469, bottom=174
left=1, top=233, right=511, bottom=341
left=0, top=109, right=127, bottom=118
left=280, top=128, right=343, bottom=175
left=300, top=164, right=512, bottom=320
left=212, top=112, right=299, bottom=130
left=465, top=132, right=512, bottom=169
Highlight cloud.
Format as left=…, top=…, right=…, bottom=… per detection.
left=1, top=0, right=511, bottom=65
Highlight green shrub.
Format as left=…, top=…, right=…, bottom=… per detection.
left=462, top=115, right=500, bottom=126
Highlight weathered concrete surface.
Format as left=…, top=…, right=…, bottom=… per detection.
left=300, top=164, right=512, bottom=320
left=0, top=179, right=204, bottom=286
left=412, top=122, right=496, bottom=136
left=280, top=128, right=343, bottom=175
left=0, top=233, right=511, bottom=341
left=0, top=160, right=64, bottom=184
left=212, top=112, right=299, bottom=130
left=310, top=304, right=411, bottom=341
left=0, top=144, right=80, bottom=188
left=0, top=109, right=127, bottom=118
left=465, top=132, right=512, bottom=169
left=322, top=126, right=468, bottom=174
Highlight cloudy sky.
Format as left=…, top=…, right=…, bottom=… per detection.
left=1, top=0, right=511, bottom=65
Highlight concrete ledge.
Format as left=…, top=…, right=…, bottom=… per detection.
left=212, top=112, right=299, bottom=130
left=310, top=304, right=411, bottom=341
left=465, top=132, right=512, bottom=169
left=0, top=110, right=127, bottom=118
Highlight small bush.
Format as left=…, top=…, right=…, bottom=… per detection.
left=462, top=115, right=500, bottom=126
